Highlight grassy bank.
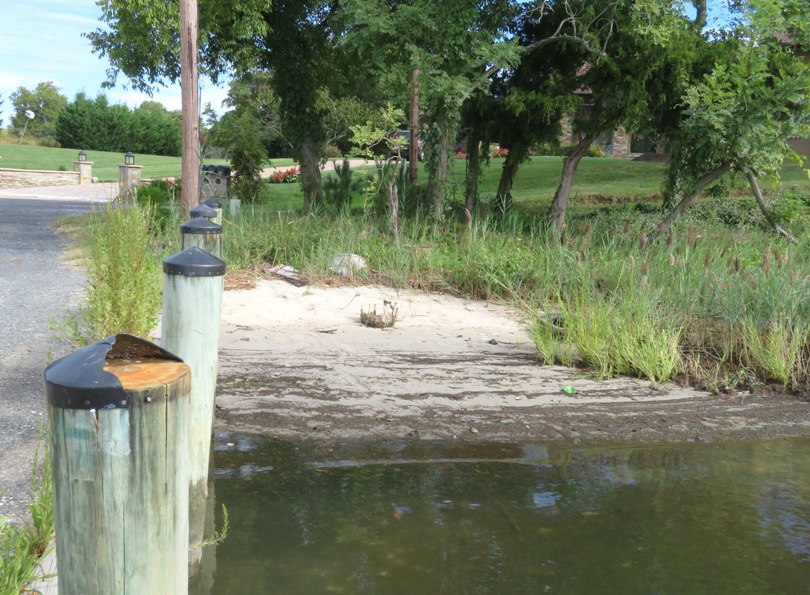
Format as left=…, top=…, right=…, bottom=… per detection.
left=64, top=156, right=810, bottom=392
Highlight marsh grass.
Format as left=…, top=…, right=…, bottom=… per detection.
left=220, top=201, right=810, bottom=389
left=0, top=430, right=55, bottom=594
left=66, top=203, right=164, bottom=345
left=59, top=154, right=810, bottom=390
left=742, top=315, right=809, bottom=388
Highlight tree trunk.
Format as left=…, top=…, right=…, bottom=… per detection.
left=431, top=128, right=451, bottom=219
left=387, top=178, right=400, bottom=245
left=409, top=68, right=420, bottom=183
left=547, top=132, right=599, bottom=237
left=495, top=153, right=520, bottom=214
left=465, top=133, right=481, bottom=214
left=299, top=139, right=322, bottom=212
left=649, top=163, right=731, bottom=241
left=747, top=170, right=796, bottom=243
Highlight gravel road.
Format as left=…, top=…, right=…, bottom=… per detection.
left=0, top=198, right=94, bottom=525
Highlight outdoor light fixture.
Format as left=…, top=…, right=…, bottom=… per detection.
left=78, top=150, right=87, bottom=162
left=125, top=151, right=135, bottom=165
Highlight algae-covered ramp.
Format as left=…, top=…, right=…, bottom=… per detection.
left=213, top=280, right=810, bottom=444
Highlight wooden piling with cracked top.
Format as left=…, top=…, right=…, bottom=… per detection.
left=45, top=334, right=190, bottom=595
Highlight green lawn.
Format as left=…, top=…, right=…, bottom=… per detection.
left=2, top=142, right=805, bottom=200
left=0, top=143, right=234, bottom=182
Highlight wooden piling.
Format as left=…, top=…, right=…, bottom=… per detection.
left=180, top=217, right=223, bottom=259
left=203, top=198, right=223, bottom=225
left=45, top=334, right=190, bottom=595
left=161, top=246, right=225, bottom=575
left=190, top=203, right=217, bottom=222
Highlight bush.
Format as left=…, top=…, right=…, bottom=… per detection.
left=323, top=160, right=362, bottom=211
left=67, top=203, right=163, bottom=345
left=135, top=179, right=179, bottom=232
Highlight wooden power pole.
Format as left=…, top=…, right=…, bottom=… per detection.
left=180, top=0, right=200, bottom=218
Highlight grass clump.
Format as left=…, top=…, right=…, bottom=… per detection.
left=66, top=202, right=165, bottom=345
left=0, top=436, right=55, bottom=594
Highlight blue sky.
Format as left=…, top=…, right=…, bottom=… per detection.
left=0, top=0, right=228, bottom=126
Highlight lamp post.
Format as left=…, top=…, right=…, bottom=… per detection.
left=125, top=151, right=135, bottom=165
left=78, top=150, right=87, bottom=162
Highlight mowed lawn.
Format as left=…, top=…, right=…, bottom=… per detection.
left=0, top=143, right=228, bottom=181
left=1, top=143, right=806, bottom=202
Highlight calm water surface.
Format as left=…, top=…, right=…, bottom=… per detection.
left=195, top=434, right=810, bottom=595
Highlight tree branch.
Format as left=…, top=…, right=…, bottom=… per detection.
left=747, top=169, right=796, bottom=243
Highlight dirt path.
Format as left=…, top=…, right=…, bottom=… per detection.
left=210, top=279, right=810, bottom=445
left=260, top=159, right=370, bottom=178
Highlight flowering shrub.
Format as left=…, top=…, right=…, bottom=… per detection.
left=456, top=151, right=469, bottom=159
left=269, top=167, right=301, bottom=183
left=492, top=147, right=509, bottom=158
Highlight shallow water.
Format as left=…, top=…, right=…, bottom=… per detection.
left=195, top=435, right=810, bottom=595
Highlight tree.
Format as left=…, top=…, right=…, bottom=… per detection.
left=341, top=0, right=521, bottom=218
left=543, top=0, right=702, bottom=237
left=131, top=102, right=182, bottom=155
left=650, top=0, right=810, bottom=242
left=9, top=82, right=67, bottom=143
left=89, top=0, right=364, bottom=212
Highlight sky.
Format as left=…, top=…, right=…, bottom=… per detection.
left=0, top=0, right=229, bottom=127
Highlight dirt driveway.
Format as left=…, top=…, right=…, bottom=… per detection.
left=210, top=278, right=810, bottom=445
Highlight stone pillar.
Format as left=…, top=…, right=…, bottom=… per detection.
left=73, top=160, right=93, bottom=184
left=118, top=164, right=144, bottom=199
left=612, top=126, right=631, bottom=158
left=559, top=116, right=574, bottom=146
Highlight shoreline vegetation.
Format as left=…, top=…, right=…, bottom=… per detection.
left=59, top=153, right=810, bottom=395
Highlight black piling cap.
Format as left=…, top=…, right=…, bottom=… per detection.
left=180, top=217, right=222, bottom=235
left=190, top=203, right=217, bottom=219
left=163, top=245, right=226, bottom=277
left=44, top=334, right=182, bottom=410
left=203, top=198, right=223, bottom=209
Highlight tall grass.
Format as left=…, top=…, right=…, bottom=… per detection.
left=222, top=203, right=810, bottom=389
left=66, top=203, right=164, bottom=345
left=0, top=432, right=55, bottom=593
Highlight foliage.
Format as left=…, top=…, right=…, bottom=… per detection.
left=323, top=160, right=363, bottom=210
left=662, top=0, right=810, bottom=212
left=222, top=183, right=810, bottom=389
left=224, top=112, right=267, bottom=202
left=136, top=179, right=182, bottom=232
left=66, top=203, right=163, bottom=345
left=341, top=0, right=522, bottom=216
left=55, top=93, right=181, bottom=156
left=0, top=431, right=54, bottom=594
left=8, top=81, right=67, bottom=143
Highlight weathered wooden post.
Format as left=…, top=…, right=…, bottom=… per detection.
left=161, top=246, right=225, bottom=575
left=180, top=217, right=223, bottom=259
left=190, top=203, right=217, bottom=222
left=203, top=198, right=223, bottom=225
left=45, top=334, right=190, bottom=595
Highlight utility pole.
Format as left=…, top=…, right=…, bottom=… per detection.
left=409, top=68, right=420, bottom=182
left=180, top=0, right=200, bottom=218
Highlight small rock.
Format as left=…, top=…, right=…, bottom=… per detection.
left=328, top=253, right=367, bottom=276
left=469, top=427, right=479, bottom=434
left=488, top=339, right=498, bottom=345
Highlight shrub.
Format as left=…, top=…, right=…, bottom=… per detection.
left=323, top=160, right=362, bottom=211
left=268, top=167, right=301, bottom=184
left=67, top=203, right=162, bottom=345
